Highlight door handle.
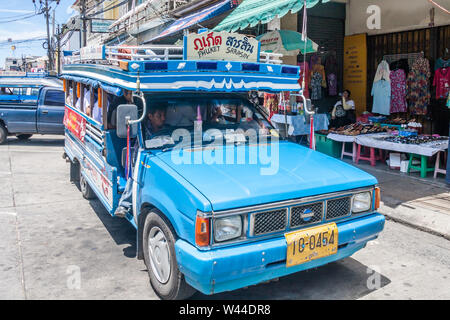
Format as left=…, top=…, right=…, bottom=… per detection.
left=41, top=110, right=49, bottom=114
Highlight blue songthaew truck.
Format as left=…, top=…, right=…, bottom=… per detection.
left=61, top=32, right=384, bottom=300
left=0, top=72, right=65, bottom=144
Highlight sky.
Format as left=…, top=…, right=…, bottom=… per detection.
left=0, top=0, right=76, bottom=68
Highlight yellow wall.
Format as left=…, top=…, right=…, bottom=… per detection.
left=343, top=33, right=367, bottom=116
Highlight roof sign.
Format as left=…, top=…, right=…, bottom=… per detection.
left=184, top=31, right=260, bottom=62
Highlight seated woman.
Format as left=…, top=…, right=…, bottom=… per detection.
left=330, top=89, right=355, bottom=128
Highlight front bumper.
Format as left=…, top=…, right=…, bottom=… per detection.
left=175, top=213, right=385, bottom=295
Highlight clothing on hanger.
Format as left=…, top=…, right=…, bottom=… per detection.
left=433, top=67, right=450, bottom=99
left=310, top=72, right=324, bottom=100
left=310, top=64, right=327, bottom=88
left=327, top=73, right=338, bottom=96
left=264, top=92, right=278, bottom=118
left=390, top=69, right=407, bottom=113
left=407, top=56, right=431, bottom=115
left=374, top=60, right=391, bottom=83
left=371, top=79, right=391, bottom=115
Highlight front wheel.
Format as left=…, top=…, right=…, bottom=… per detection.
left=143, top=210, right=196, bottom=300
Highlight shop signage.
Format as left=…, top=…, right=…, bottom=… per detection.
left=63, top=107, right=86, bottom=142
left=90, top=19, right=114, bottom=33
left=185, top=31, right=260, bottom=62
left=80, top=45, right=106, bottom=61
left=343, top=34, right=367, bottom=116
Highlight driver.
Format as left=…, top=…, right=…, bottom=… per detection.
left=114, top=103, right=166, bottom=218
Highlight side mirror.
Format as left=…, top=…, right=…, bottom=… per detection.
left=116, top=104, right=138, bottom=138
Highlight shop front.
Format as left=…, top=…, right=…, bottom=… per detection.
left=238, top=0, right=449, bottom=181
left=317, top=0, right=450, bottom=182
left=139, top=0, right=449, bottom=181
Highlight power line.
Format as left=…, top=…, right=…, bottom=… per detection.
left=0, top=13, right=39, bottom=24
left=0, top=38, right=47, bottom=47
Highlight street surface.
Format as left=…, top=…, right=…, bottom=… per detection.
left=0, top=135, right=449, bottom=299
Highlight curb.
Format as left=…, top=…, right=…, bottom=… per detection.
left=382, top=212, right=450, bottom=241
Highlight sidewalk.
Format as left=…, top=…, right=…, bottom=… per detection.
left=346, top=159, right=450, bottom=240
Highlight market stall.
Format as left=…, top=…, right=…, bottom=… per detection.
left=355, top=133, right=448, bottom=178
left=323, top=123, right=448, bottom=179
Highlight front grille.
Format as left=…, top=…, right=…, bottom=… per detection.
left=326, top=197, right=351, bottom=220
left=252, top=209, right=287, bottom=236
left=290, top=202, right=324, bottom=227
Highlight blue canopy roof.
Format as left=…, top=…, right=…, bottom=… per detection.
left=62, top=60, right=300, bottom=94
left=60, top=74, right=123, bottom=96
left=146, top=0, right=234, bottom=43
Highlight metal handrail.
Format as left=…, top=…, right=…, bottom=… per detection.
left=63, top=45, right=285, bottom=66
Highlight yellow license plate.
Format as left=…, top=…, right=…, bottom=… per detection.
left=285, top=223, right=338, bottom=268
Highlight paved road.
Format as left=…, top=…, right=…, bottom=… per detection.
left=0, top=135, right=449, bottom=299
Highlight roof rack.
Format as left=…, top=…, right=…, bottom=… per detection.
left=106, top=45, right=184, bottom=63
left=63, top=44, right=284, bottom=66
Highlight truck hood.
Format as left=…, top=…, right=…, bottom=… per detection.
left=155, top=142, right=377, bottom=211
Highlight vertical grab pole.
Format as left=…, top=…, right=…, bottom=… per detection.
left=297, top=94, right=315, bottom=150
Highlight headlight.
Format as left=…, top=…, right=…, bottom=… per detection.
left=352, top=192, right=372, bottom=213
left=214, top=215, right=242, bottom=242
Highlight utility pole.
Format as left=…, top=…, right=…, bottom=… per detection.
left=35, top=0, right=60, bottom=72
left=80, top=0, right=87, bottom=47
left=56, top=24, right=61, bottom=76
left=44, top=0, right=53, bottom=71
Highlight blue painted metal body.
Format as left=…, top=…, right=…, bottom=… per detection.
left=175, top=213, right=385, bottom=294
left=0, top=77, right=65, bottom=135
left=62, top=57, right=385, bottom=296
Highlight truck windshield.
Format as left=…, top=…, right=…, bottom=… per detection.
left=142, top=93, right=277, bottom=149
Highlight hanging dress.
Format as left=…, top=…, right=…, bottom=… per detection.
left=371, top=79, right=391, bottom=115
left=327, top=73, right=338, bottom=96
left=389, top=69, right=407, bottom=113
left=407, top=57, right=431, bottom=115
left=310, top=72, right=323, bottom=100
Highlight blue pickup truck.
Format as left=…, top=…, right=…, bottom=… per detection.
left=62, top=39, right=385, bottom=300
left=0, top=74, right=65, bottom=144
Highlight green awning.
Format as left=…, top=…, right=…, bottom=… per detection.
left=213, top=0, right=329, bottom=32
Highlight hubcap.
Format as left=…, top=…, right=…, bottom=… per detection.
left=147, top=226, right=171, bottom=284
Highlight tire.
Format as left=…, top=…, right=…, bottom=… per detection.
left=79, top=167, right=96, bottom=200
left=143, top=210, right=196, bottom=300
left=70, top=160, right=80, bottom=184
left=16, top=134, right=33, bottom=140
left=0, top=124, right=7, bottom=145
